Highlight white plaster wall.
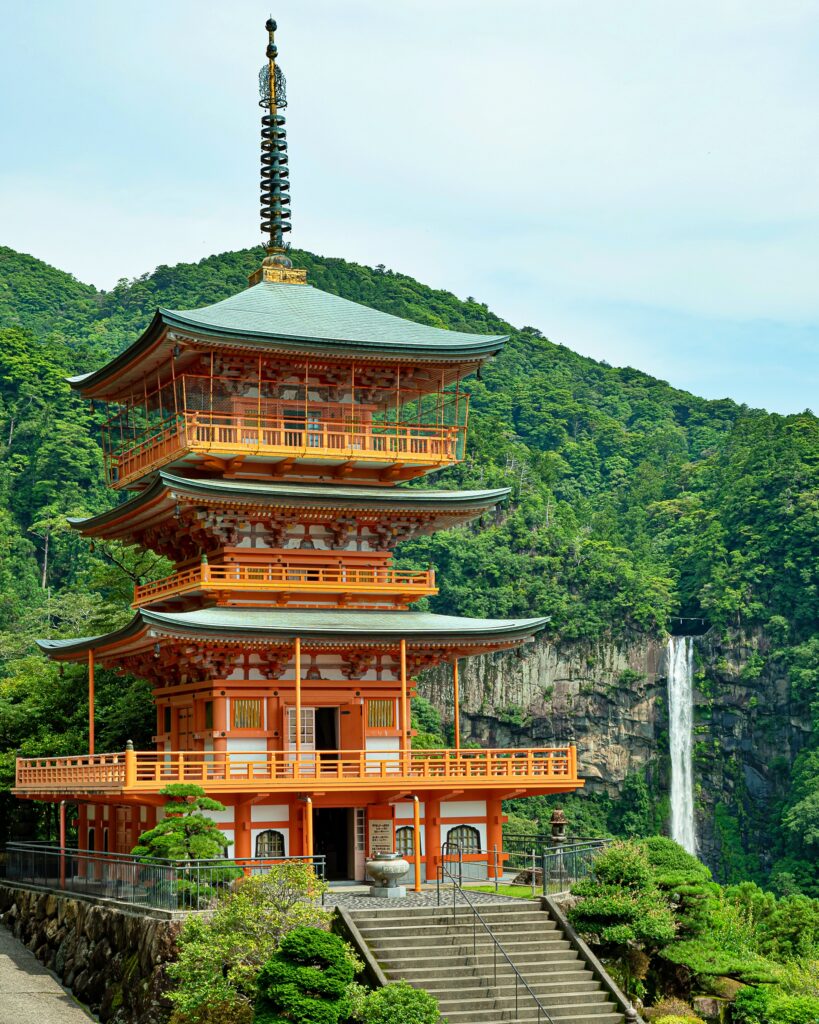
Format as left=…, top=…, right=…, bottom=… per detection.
left=441, top=800, right=487, bottom=819
left=250, top=804, right=289, bottom=823
left=394, top=801, right=425, bottom=818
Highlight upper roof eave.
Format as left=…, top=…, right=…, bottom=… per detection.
left=37, top=607, right=549, bottom=659
left=68, top=472, right=511, bottom=535
left=68, top=284, right=509, bottom=398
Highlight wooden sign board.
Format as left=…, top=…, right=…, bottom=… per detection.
left=368, top=820, right=394, bottom=856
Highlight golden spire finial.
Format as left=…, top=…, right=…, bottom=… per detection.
left=250, top=17, right=306, bottom=286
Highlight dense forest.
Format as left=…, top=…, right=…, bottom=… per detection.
left=0, top=243, right=816, bottom=893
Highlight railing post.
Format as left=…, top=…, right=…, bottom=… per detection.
left=125, top=740, right=136, bottom=788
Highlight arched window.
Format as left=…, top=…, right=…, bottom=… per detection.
left=395, top=826, right=416, bottom=857
left=445, top=825, right=480, bottom=854
left=255, top=829, right=285, bottom=858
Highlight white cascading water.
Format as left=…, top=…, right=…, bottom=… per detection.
left=667, top=635, right=697, bottom=854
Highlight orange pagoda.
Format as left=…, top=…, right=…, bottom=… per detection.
left=15, top=19, right=581, bottom=882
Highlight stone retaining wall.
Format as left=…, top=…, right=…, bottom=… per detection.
left=0, top=883, right=181, bottom=1024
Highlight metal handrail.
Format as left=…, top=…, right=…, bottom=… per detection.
left=436, top=849, right=555, bottom=1024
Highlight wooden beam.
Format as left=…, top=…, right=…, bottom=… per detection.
left=294, top=636, right=301, bottom=758
left=88, top=649, right=95, bottom=756
left=452, top=658, right=460, bottom=752
left=400, top=638, right=408, bottom=772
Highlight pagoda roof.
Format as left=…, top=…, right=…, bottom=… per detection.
left=69, top=471, right=510, bottom=538
left=37, top=607, right=548, bottom=659
left=68, top=281, right=508, bottom=398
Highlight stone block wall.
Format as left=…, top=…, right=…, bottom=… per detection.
left=0, top=883, right=181, bottom=1024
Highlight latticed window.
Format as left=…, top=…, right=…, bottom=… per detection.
left=255, top=830, right=285, bottom=858
left=446, top=824, right=480, bottom=854
left=395, top=825, right=415, bottom=857
left=367, top=699, right=395, bottom=729
left=233, top=699, right=262, bottom=729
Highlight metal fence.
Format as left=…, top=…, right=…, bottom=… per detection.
left=4, top=842, right=326, bottom=912
left=503, top=838, right=613, bottom=894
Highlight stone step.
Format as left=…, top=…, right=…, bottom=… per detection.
left=348, top=902, right=543, bottom=921
left=422, top=976, right=603, bottom=998
left=354, top=918, right=559, bottom=939
left=502, top=1014, right=623, bottom=1024
left=443, top=1008, right=623, bottom=1024
left=378, top=951, right=582, bottom=971
left=367, top=934, right=571, bottom=953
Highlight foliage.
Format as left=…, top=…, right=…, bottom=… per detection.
left=169, top=1000, right=254, bottom=1024
left=359, top=980, right=442, bottom=1024
left=168, top=864, right=330, bottom=1018
left=131, top=784, right=232, bottom=861
left=643, top=998, right=702, bottom=1021
left=253, top=926, right=356, bottom=1024
left=654, top=1017, right=705, bottom=1024
left=733, top=986, right=819, bottom=1024
left=569, top=841, right=676, bottom=958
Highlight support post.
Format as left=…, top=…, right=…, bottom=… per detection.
left=294, top=637, right=302, bottom=760
left=452, top=658, right=460, bottom=752
left=412, top=795, right=422, bottom=892
left=487, top=796, right=503, bottom=880
left=304, top=797, right=313, bottom=864
left=88, top=649, right=95, bottom=756
left=235, top=800, right=251, bottom=870
left=425, top=796, right=441, bottom=883
left=59, top=800, right=66, bottom=890
left=400, top=638, right=408, bottom=771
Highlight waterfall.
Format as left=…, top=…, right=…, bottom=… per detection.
left=667, top=635, right=696, bottom=854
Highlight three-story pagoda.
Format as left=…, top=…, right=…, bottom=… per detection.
left=15, top=20, right=582, bottom=882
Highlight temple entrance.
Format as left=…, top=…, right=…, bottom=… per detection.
left=315, top=707, right=339, bottom=760
left=314, top=807, right=349, bottom=880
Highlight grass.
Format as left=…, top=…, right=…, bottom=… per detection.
left=466, top=884, right=539, bottom=899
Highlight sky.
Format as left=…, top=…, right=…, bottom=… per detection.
left=1, top=1, right=818, bottom=414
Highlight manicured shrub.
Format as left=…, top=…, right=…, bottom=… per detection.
left=653, top=1016, right=705, bottom=1024
left=734, top=985, right=819, bottom=1024
left=168, top=865, right=330, bottom=1020
left=170, top=1000, right=254, bottom=1024
left=254, top=927, right=356, bottom=1024
left=643, top=997, right=700, bottom=1021
left=360, top=980, right=442, bottom=1024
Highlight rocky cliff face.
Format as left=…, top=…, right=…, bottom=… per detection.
left=418, top=630, right=811, bottom=877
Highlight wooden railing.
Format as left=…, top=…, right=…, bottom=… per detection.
left=107, top=411, right=464, bottom=487
left=15, top=747, right=580, bottom=795
left=132, top=563, right=437, bottom=607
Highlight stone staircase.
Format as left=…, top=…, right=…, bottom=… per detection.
left=345, top=900, right=624, bottom=1024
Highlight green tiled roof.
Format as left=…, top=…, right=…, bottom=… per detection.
left=37, top=608, right=548, bottom=656
left=161, top=282, right=507, bottom=356
left=68, top=471, right=510, bottom=534
left=68, top=281, right=507, bottom=392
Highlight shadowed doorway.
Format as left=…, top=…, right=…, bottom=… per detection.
left=314, top=807, right=349, bottom=879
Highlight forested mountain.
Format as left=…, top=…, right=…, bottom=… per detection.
left=0, top=244, right=816, bottom=889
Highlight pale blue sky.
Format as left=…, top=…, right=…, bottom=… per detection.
left=1, top=0, right=817, bottom=414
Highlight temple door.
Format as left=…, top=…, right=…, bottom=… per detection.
left=178, top=708, right=194, bottom=751
left=286, top=707, right=316, bottom=774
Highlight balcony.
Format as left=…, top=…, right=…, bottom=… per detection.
left=15, top=747, right=580, bottom=797
left=132, top=563, right=438, bottom=609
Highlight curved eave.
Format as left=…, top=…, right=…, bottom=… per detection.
left=160, top=309, right=507, bottom=360
left=68, top=472, right=511, bottom=537
left=68, top=303, right=507, bottom=400
left=37, top=608, right=548, bottom=660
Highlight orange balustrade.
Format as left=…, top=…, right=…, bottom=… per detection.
left=107, top=411, right=464, bottom=488
left=15, top=747, right=580, bottom=796
left=132, top=563, right=438, bottom=608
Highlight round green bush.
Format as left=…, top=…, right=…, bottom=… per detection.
left=361, top=980, right=442, bottom=1024
left=254, top=927, right=355, bottom=1024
